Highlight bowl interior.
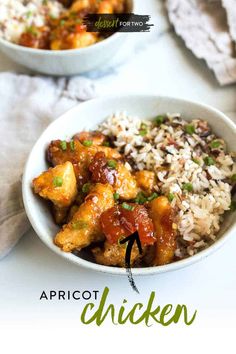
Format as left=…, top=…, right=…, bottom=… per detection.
left=22, top=95, right=236, bottom=275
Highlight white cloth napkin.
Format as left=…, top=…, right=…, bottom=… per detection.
left=0, top=72, right=97, bottom=259
left=166, top=0, right=236, bottom=85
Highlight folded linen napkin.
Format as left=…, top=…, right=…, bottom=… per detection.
left=0, top=72, right=97, bottom=259
left=166, top=0, right=236, bottom=85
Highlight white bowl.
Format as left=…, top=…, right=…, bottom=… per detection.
left=0, top=0, right=133, bottom=76
left=22, top=95, right=236, bottom=275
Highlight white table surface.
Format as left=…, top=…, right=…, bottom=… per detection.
left=0, top=1, right=236, bottom=353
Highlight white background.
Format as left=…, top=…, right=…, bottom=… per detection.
left=0, top=1, right=236, bottom=353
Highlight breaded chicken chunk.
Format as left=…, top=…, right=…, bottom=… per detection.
left=135, top=170, right=156, bottom=194
left=88, top=152, right=138, bottom=200
left=115, top=163, right=138, bottom=200
left=54, top=183, right=114, bottom=252
left=32, top=161, right=77, bottom=208
left=92, top=241, right=142, bottom=267
left=47, top=139, right=120, bottom=187
left=149, top=196, right=177, bottom=265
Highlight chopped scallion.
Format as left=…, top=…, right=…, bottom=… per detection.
left=83, top=140, right=93, bottom=147
left=122, top=202, right=134, bottom=211
left=53, top=176, right=63, bottom=187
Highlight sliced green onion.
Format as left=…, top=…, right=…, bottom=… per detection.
left=82, top=183, right=91, bottom=193
left=60, top=19, right=66, bottom=26
left=53, top=176, right=63, bottom=187
left=192, top=158, right=200, bottom=165
left=122, top=202, right=134, bottom=211
left=83, top=140, right=93, bottom=147
left=60, top=140, right=67, bottom=151
left=210, top=140, right=221, bottom=149
left=72, top=220, right=88, bottom=230
left=168, top=193, right=175, bottom=202
left=134, top=192, right=147, bottom=204
left=185, top=124, right=195, bottom=135
left=70, top=140, right=75, bottom=151
left=107, top=160, right=117, bottom=169
left=139, top=129, right=147, bottom=136
left=204, top=156, right=215, bottom=166
left=113, top=192, right=120, bottom=201
left=103, top=141, right=110, bottom=147
left=26, top=11, right=33, bottom=18
left=231, top=174, right=236, bottom=182
left=182, top=183, right=193, bottom=192
left=155, top=115, right=165, bottom=126
left=27, top=26, right=38, bottom=36
left=147, top=192, right=158, bottom=202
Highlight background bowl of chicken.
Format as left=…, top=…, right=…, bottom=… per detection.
left=22, top=95, right=236, bottom=275
left=0, top=0, right=133, bottom=76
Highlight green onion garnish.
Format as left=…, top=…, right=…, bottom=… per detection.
left=60, top=140, right=67, bottom=151
left=231, top=174, right=236, bottom=182
left=107, top=160, right=117, bottom=169
left=70, top=140, right=75, bottom=151
left=82, top=183, right=91, bottom=193
left=134, top=192, right=147, bottom=204
left=147, top=192, right=158, bottom=202
left=168, top=193, right=175, bottom=202
left=113, top=193, right=120, bottom=201
left=204, top=156, right=215, bottom=166
left=27, top=26, right=38, bottom=36
left=53, top=176, right=63, bottom=187
left=83, top=140, right=93, bottom=147
left=155, top=115, right=165, bottom=126
left=60, top=20, right=65, bottom=26
left=183, top=183, right=193, bottom=192
left=122, top=202, right=134, bottom=211
left=185, top=124, right=195, bottom=135
left=192, top=158, right=200, bottom=165
left=210, top=140, right=221, bottom=149
left=103, top=141, right=110, bottom=147
left=72, top=220, right=88, bottom=230
left=139, top=129, right=147, bottom=136
left=26, top=11, right=33, bottom=18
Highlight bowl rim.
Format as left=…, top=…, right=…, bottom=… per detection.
left=0, top=0, right=134, bottom=56
left=22, top=94, right=236, bottom=276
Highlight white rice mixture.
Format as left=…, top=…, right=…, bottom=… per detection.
left=99, top=112, right=236, bottom=258
left=0, top=0, right=63, bottom=43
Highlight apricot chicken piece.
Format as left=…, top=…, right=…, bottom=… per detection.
left=92, top=241, right=142, bottom=267
left=54, top=183, right=114, bottom=252
left=32, top=161, right=77, bottom=208
left=88, top=152, right=138, bottom=199
left=135, top=170, right=156, bottom=194
left=74, top=131, right=106, bottom=146
left=51, top=32, right=97, bottom=50
left=149, top=196, right=177, bottom=265
left=47, top=139, right=120, bottom=187
left=115, top=163, right=138, bottom=200
left=97, top=0, right=114, bottom=14
left=70, top=0, right=93, bottom=12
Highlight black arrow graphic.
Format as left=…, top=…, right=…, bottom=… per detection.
left=120, top=231, right=143, bottom=294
